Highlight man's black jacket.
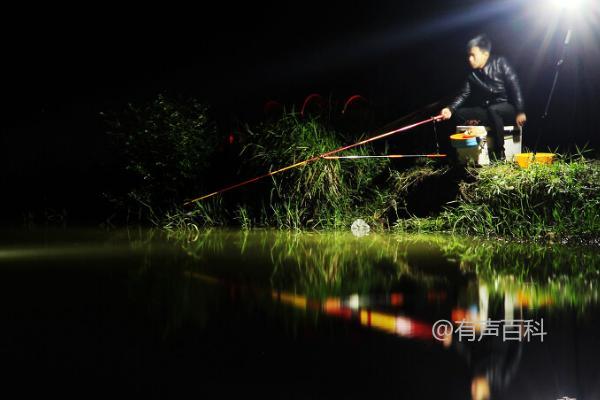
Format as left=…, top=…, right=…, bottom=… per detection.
left=448, top=55, right=525, bottom=113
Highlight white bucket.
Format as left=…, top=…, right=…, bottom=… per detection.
left=455, top=126, right=522, bottom=165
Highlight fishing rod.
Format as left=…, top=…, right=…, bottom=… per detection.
left=323, top=154, right=446, bottom=160
left=184, top=114, right=444, bottom=205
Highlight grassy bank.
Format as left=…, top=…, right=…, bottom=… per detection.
left=106, top=95, right=599, bottom=243
left=395, top=155, right=600, bottom=243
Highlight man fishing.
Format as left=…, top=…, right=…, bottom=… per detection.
left=440, top=34, right=527, bottom=161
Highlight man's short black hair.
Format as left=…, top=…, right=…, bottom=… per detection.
left=467, top=34, right=492, bottom=53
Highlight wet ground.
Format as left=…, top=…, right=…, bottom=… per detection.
left=1, top=228, right=599, bottom=399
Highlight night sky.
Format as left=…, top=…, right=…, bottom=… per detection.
left=3, top=0, right=599, bottom=222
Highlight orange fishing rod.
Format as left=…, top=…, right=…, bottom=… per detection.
left=323, top=154, right=446, bottom=160
left=184, top=114, right=444, bottom=205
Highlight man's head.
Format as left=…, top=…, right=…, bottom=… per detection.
left=467, top=34, right=492, bottom=69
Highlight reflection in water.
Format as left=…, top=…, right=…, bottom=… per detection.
left=272, top=290, right=433, bottom=340
left=2, top=228, right=598, bottom=398
left=177, top=229, right=600, bottom=399
left=179, top=229, right=599, bottom=311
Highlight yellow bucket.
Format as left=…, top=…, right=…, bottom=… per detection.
left=514, top=153, right=555, bottom=168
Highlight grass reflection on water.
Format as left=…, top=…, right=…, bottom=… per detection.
left=177, top=229, right=599, bottom=311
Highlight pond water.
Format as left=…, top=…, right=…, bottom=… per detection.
left=1, top=228, right=599, bottom=399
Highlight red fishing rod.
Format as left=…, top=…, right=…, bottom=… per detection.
left=184, top=114, right=444, bottom=205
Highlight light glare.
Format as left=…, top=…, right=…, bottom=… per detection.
left=550, top=0, right=583, bottom=11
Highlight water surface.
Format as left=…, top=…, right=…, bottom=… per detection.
left=1, top=228, right=598, bottom=399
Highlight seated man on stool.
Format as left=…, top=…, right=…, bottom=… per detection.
left=440, top=34, right=527, bottom=161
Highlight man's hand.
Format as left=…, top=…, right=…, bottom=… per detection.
left=441, top=108, right=452, bottom=120
left=516, top=113, right=527, bottom=127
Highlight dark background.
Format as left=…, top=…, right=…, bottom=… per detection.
left=2, top=0, right=599, bottom=224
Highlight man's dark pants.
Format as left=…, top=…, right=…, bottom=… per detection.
left=453, top=102, right=516, bottom=159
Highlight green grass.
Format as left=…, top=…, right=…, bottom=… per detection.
left=188, top=111, right=402, bottom=230
left=180, top=112, right=452, bottom=231
left=395, top=155, right=600, bottom=243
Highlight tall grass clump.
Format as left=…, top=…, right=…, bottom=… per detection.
left=233, top=111, right=395, bottom=229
